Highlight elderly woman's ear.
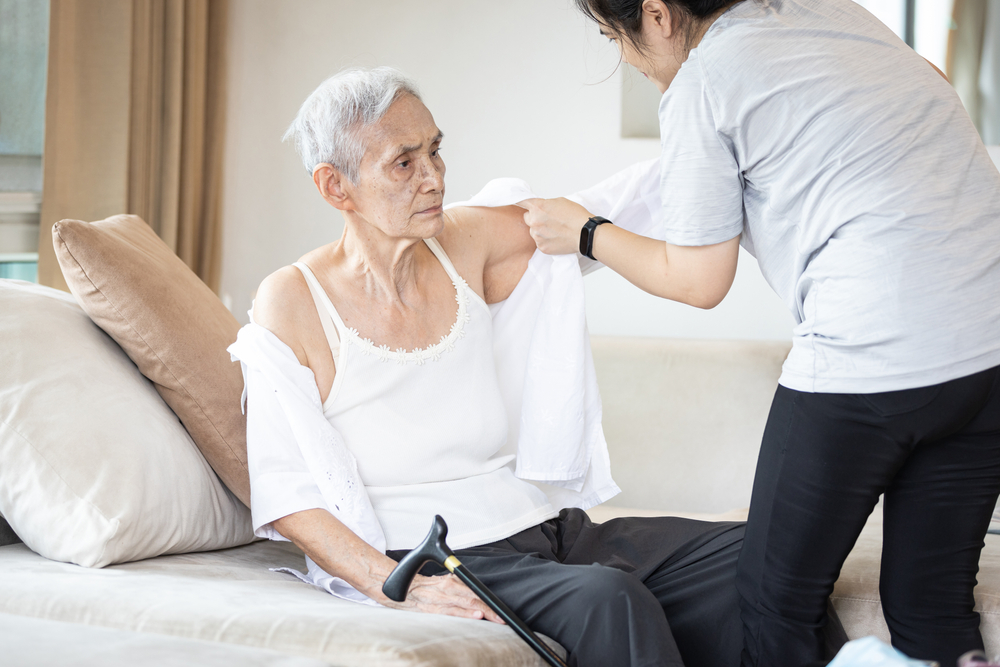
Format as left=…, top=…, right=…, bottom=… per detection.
left=312, top=163, right=353, bottom=211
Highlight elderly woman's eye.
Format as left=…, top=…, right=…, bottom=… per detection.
left=399, top=160, right=410, bottom=168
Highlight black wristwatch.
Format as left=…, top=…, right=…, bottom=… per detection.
left=579, top=216, right=613, bottom=260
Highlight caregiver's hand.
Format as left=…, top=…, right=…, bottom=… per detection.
left=519, top=197, right=593, bottom=255
left=380, top=572, right=505, bottom=624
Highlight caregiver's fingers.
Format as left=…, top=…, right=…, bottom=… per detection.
left=514, top=198, right=543, bottom=210
left=522, top=197, right=594, bottom=255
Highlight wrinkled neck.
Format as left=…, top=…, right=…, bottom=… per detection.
left=337, top=213, right=427, bottom=305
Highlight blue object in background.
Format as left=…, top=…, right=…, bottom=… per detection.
left=0, top=254, right=38, bottom=283
left=828, top=637, right=939, bottom=667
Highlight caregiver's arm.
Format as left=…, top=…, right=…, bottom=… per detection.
left=522, top=197, right=739, bottom=309
left=272, top=510, right=501, bottom=622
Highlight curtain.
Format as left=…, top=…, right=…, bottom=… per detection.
left=978, top=1, right=1000, bottom=143
left=947, top=0, right=1000, bottom=143
left=37, top=0, right=227, bottom=293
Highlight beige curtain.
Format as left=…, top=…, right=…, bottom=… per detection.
left=948, top=0, right=987, bottom=129
left=947, top=0, right=1000, bottom=143
left=38, top=0, right=227, bottom=293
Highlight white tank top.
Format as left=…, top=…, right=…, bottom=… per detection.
left=293, top=239, right=556, bottom=550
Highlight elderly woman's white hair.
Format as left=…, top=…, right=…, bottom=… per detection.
left=284, top=67, right=421, bottom=183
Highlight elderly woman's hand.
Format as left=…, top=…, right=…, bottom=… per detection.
left=379, top=572, right=505, bottom=623
left=273, top=509, right=504, bottom=624
left=520, top=197, right=594, bottom=255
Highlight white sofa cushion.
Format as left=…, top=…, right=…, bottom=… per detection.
left=0, top=280, right=254, bottom=567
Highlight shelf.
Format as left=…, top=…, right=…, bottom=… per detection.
left=0, top=192, right=42, bottom=215
left=0, top=252, right=39, bottom=263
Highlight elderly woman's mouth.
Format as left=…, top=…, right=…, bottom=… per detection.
left=416, top=205, right=443, bottom=215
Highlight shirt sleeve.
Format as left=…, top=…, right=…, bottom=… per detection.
left=659, top=51, right=745, bottom=246
left=245, top=363, right=329, bottom=541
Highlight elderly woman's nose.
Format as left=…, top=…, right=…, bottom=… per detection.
left=419, top=157, right=445, bottom=191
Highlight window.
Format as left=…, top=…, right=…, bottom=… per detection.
left=854, top=0, right=954, bottom=69
left=0, top=0, right=50, bottom=282
left=619, top=0, right=975, bottom=140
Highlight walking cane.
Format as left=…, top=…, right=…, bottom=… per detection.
left=382, top=515, right=569, bottom=667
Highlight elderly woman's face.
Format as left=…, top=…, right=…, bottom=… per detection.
left=348, top=94, right=446, bottom=240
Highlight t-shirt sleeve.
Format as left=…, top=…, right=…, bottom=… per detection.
left=659, top=53, right=744, bottom=246
left=245, top=364, right=328, bottom=541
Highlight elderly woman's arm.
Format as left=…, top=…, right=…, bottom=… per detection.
left=272, top=510, right=501, bottom=621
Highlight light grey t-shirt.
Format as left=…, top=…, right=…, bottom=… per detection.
left=659, top=0, right=1000, bottom=393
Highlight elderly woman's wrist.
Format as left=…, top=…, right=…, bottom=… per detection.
left=355, top=555, right=400, bottom=598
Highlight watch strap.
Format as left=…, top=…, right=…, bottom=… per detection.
left=579, top=216, right=613, bottom=260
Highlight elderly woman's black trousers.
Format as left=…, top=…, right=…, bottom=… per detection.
left=392, top=509, right=745, bottom=667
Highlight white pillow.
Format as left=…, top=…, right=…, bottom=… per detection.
left=0, top=280, right=254, bottom=566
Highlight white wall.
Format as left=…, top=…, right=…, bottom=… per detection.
left=219, top=0, right=794, bottom=341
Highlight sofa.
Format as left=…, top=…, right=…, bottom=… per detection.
left=1, top=224, right=998, bottom=665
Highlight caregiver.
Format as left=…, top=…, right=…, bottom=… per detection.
left=522, top=1, right=1000, bottom=666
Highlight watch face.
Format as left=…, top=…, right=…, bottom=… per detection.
left=580, top=217, right=612, bottom=260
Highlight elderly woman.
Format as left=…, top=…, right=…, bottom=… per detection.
left=231, top=67, right=750, bottom=667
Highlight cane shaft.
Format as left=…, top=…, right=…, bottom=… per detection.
left=453, top=564, right=568, bottom=667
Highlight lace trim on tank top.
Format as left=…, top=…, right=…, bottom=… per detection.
left=343, top=268, right=473, bottom=366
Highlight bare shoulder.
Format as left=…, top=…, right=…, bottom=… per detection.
left=436, top=207, right=483, bottom=258
left=439, top=205, right=534, bottom=261
left=440, top=205, right=536, bottom=304
left=252, top=265, right=315, bottom=364
left=440, top=205, right=530, bottom=239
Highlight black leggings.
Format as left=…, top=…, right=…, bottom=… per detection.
left=736, top=364, right=1000, bottom=667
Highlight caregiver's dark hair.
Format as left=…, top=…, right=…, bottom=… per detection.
left=575, top=0, right=741, bottom=52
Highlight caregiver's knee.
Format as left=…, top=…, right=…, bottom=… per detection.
left=745, top=572, right=834, bottom=625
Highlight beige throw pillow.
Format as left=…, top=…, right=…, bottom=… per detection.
left=0, top=280, right=253, bottom=566
left=52, top=215, right=251, bottom=505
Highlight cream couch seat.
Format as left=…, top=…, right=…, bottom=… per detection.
left=0, top=540, right=552, bottom=666
left=1, top=612, right=329, bottom=667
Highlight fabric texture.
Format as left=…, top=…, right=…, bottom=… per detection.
left=226, top=176, right=649, bottom=601
left=0, top=516, right=20, bottom=547
left=390, top=508, right=747, bottom=667
left=657, top=0, right=1000, bottom=394
left=450, top=179, right=605, bottom=490
left=52, top=214, right=251, bottom=505
left=289, top=244, right=558, bottom=553
left=590, top=336, right=790, bottom=514
left=737, top=368, right=1000, bottom=667
left=37, top=0, right=228, bottom=293
left=947, top=0, right=1000, bottom=142
left=229, top=322, right=387, bottom=604
left=0, top=612, right=327, bottom=667
left=0, top=280, right=253, bottom=567
left=0, top=540, right=559, bottom=666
